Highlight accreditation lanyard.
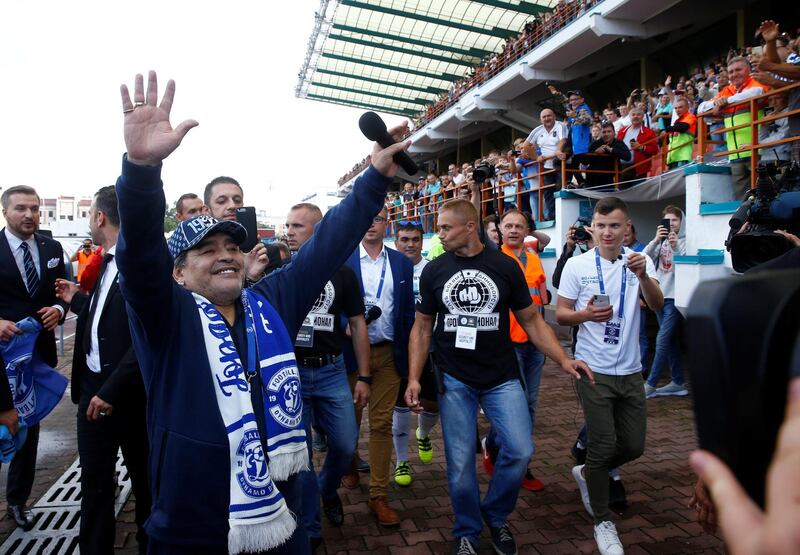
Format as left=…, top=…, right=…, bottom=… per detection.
left=374, top=253, right=388, bottom=301
left=595, top=250, right=626, bottom=320
left=241, top=294, right=259, bottom=384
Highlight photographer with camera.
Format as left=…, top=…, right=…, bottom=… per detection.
left=643, top=206, right=687, bottom=398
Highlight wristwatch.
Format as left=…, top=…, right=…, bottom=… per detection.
left=356, top=375, right=373, bottom=385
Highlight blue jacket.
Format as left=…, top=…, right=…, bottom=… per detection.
left=342, top=246, right=414, bottom=377
left=115, top=157, right=390, bottom=548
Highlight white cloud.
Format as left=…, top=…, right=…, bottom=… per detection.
left=0, top=0, right=407, bottom=218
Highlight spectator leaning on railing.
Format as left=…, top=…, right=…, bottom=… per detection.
left=524, top=108, right=569, bottom=221
left=618, top=108, right=658, bottom=185
left=661, top=96, right=697, bottom=169
left=580, top=122, right=632, bottom=188
left=697, top=56, right=770, bottom=198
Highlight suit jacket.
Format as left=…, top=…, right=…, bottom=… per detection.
left=342, top=246, right=415, bottom=377
left=70, top=263, right=145, bottom=407
left=0, top=229, right=67, bottom=411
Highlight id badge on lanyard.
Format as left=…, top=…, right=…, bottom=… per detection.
left=595, top=251, right=626, bottom=346
left=364, top=254, right=388, bottom=320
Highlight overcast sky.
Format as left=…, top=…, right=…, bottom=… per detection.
left=0, top=0, right=407, bottom=218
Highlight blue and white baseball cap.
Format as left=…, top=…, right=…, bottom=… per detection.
left=167, top=215, right=248, bottom=259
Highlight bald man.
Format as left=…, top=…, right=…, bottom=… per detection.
left=524, top=109, right=569, bottom=220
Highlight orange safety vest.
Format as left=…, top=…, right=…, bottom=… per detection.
left=76, top=250, right=93, bottom=280
left=502, top=244, right=548, bottom=344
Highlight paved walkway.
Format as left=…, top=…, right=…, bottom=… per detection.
left=0, top=335, right=724, bottom=553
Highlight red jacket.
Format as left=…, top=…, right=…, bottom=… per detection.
left=617, top=125, right=658, bottom=176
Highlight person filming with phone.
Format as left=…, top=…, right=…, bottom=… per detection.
left=556, top=197, right=662, bottom=555
left=643, top=206, right=687, bottom=399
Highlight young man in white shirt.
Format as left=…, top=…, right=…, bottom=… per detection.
left=556, top=197, right=663, bottom=555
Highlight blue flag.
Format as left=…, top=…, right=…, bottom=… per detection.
left=0, top=317, right=68, bottom=427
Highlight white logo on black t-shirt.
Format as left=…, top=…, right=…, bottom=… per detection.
left=303, top=281, right=335, bottom=331
left=441, top=270, right=500, bottom=331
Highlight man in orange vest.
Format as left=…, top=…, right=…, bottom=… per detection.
left=698, top=56, right=769, bottom=197
left=483, top=209, right=550, bottom=492
left=70, top=239, right=95, bottom=281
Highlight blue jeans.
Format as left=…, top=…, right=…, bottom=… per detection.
left=646, top=299, right=684, bottom=387
left=297, top=356, right=358, bottom=539
left=709, top=121, right=726, bottom=153
left=487, top=343, right=544, bottom=454
left=439, top=373, right=532, bottom=546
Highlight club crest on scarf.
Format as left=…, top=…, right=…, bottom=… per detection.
left=236, top=428, right=273, bottom=498
left=10, top=364, right=36, bottom=419
left=265, top=366, right=302, bottom=429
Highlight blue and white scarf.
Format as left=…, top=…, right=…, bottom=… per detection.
left=194, top=289, right=308, bottom=554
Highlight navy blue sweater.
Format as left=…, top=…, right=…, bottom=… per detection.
left=115, top=157, right=390, bottom=548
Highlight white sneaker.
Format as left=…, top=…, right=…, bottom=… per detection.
left=644, top=383, right=657, bottom=399
left=655, top=381, right=689, bottom=397
left=571, top=464, right=593, bottom=517
left=594, top=521, right=624, bottom=555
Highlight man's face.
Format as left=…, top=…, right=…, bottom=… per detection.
left=659, top=94, right=669, bottom=106
left=173, top=233, right=244, bottom=306
left=717, top=71, right=729, bottom=87
left=569, top=94, right=583, bottom=109
left=630, top=110, right=643, bottom=126
left=285, top=208, right=317, bottom=252
left=88, top=201, right=103, bottom=245
left=396, top=229, right=422, bottom=262
left=540, top=109, right=555, bottom=127
left=462, top=163, right=471, bottom=174
left=674, top=100, right=688, bottom=117
left=601, top=126, right=615, bottom=143
left=769, top=94, right=788, bottom=111
left=437, top=210, right=473, bottom=252
left=177, top=197, right=206, bottom=222
left=619, top=105, right=629, bottom=117
left=592, top=209, right=629, bottom=251
left=623, top=228, right=636, bottom=247
left=485, top=221, right=499, bottom=244
left=3, top=193, right=39, bottom=239
left=604, top=109, right=616, bottom=122
left=448, top=164, right=458, bottom=176
left=501, top=213, right=528, bottom=248
left=82, top=239, right=93, bottom=251
left=727, top=61, right=749, bottom=88
left=364, top=210, right=388, bottom=243
left=665, top=212, right=681, bottom=233
left=404, top=183, right=413, bottom=193
left=208, top=183, right=243, bottom=221
left=426, top=174, right=436, bottom=185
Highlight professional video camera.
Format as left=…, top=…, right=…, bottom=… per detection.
left=472, top=161, right=496, bottom=184
left=726, top=161, right=800, bottom=272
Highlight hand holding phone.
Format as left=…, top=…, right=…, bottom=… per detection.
left=586, top=295, right=613, bottom=322
left=236, top=207, right=259, bottom=252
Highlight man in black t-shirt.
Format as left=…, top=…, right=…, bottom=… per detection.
left=285, top=202, right=372, bottom=551
left=405, top=199, right=593, bottom=555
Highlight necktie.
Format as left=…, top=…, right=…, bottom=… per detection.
left=20, top=242, right=40, bottom=298
left=83, top=253, right=115, bottom=355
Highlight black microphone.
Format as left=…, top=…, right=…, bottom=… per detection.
left=364, top=305, right=382, bottom=325
left=359, top=112, right=419, bottom=175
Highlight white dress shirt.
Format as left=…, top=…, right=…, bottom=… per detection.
left=359, top=243, right=395, bottom=343
left=5, top=227, right=64, bottom=318
left=86, top=245, right=118, bottom=373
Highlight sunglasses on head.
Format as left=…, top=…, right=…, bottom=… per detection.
left=397, top=220, right=423, bottom=229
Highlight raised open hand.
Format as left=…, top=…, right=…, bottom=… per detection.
left=120, top=71, right=199, bottom=166
left=758, top=20, right=780, bottom=42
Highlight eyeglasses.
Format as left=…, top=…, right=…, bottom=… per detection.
left=397, top=220, right=422, bottom=228
left=372, top=216, right=387, bottom=223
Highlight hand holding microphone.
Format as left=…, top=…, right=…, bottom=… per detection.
left=359, top=112, right=417, bottom=176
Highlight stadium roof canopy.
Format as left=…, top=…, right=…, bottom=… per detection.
left=296, top=0, right=557, bottom=117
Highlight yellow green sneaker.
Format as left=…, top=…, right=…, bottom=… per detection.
left=416, top=427, right=433, bottom=464
left=394, top=461, right=412, bottom=487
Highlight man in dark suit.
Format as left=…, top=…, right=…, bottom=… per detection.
left=0, top=185, right=67, bottom=530
left=341, top=207, right=414, bottom=527
left=55, top=186, right=150, bottom=554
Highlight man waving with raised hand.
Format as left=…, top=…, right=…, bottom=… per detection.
left=115, top=71, right=409, bottom=555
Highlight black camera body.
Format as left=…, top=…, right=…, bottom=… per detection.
left=727, top=162, right=800, bottom=272
left=687, top=269, right=800, bottom=507
left=472, top=162, right=496, bottom=184
left=573, top=217, right=592, bottom=242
